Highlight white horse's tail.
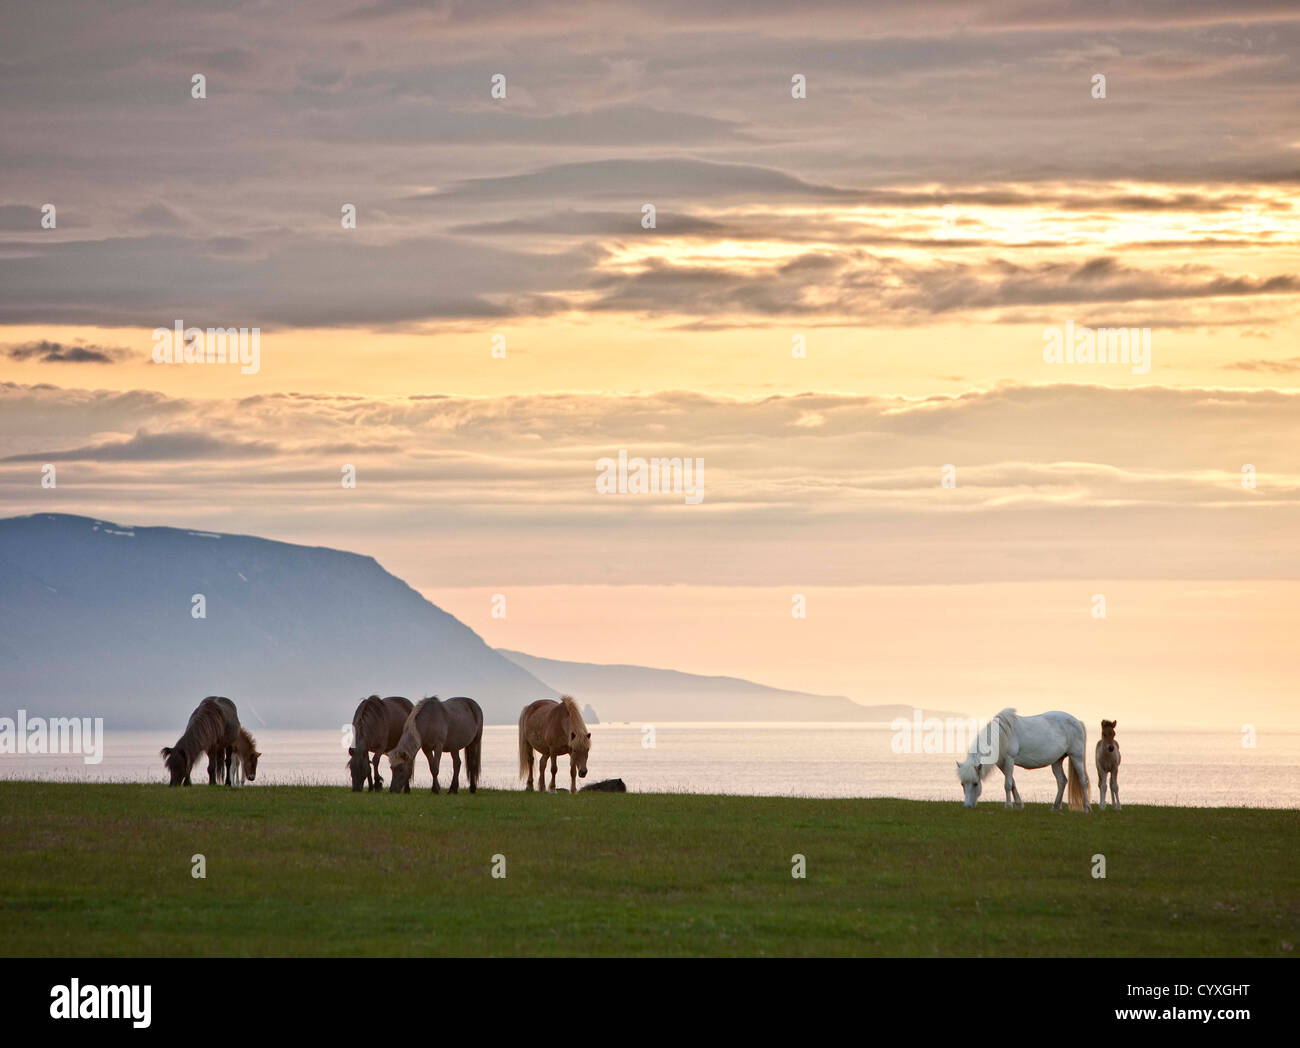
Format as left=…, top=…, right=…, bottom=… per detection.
left=1067, top=755, right=1084, bottom=811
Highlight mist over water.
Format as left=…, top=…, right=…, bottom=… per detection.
left=3, top=723, right=1298, bottom=808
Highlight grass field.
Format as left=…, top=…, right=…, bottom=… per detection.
left=0, top=782, right=1295, bottom=956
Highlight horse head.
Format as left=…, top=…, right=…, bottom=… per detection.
left=570, top=729, right=591, bottom=778
left=347, top=746, right=369, bottom=792
left=161, top=746, right=188, bottom=787
left=388, top=752, right=415, bottom=793
left=956, top=759, right=982, bottom=808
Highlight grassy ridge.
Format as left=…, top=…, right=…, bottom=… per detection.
left=0, top=782, right=1295, bottom=957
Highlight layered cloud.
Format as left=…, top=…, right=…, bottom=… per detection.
left=3, top=381, right=1296, bottom=587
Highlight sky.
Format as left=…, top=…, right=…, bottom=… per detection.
left=1, top=0, right=1298, bottom=727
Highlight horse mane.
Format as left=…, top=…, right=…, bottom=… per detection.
left=561, top=695, right=589, bottom=746
left=171, top=698, right=229, bottom=762
left=965, top=707, right=1016, bottom=779
left=352, top=695, right=386, bottom=748
left=392, top=698, right=435, bottom=763
left=235, top=725, right=257, bottom=757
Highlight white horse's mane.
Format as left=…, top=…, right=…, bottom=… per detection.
left=962, top=707, right=1017, bottom=779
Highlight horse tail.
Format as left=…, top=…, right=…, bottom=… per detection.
left=1067, top=755, right=1085, bottom=812
left=466, top=727, right=482, bottom=789
left=517, top=706, right=532, bottom=780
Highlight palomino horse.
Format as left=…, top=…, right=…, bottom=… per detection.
left=348, top=695, right=413, bottom=792
left=518, top=696, right=591, bottom=793
left=1096, top=719, right=1121, bottom=810
left=956, top=708, right=1091, bottom=812
left=388, top=696, right=483, bottom=794
left=162, top=696, right=239, bottom=787
left=229, top=726, right=260, bottom=786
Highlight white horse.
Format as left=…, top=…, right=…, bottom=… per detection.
left=956, top=708, right=1090, bottom=811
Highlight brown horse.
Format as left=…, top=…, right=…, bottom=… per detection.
left=348, top=695, right=413, bottom=792
left=162, top=696, right=239, bottom=787
left=518, top=696, right=591, bottom=793
left=388, top=696, right=483, bottom=794
left=1096, top=719, right=1122, bottom=810
left=203, top=697, right=241, bottom=784
left=230, top=726, right=260, bottom=786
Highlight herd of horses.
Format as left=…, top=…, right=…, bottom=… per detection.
left=161, top=693, right=593, bottom=795
left=163, top=697, right=1122, bottom=808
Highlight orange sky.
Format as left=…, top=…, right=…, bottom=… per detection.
left=2, top=1, right=1298, bottom=727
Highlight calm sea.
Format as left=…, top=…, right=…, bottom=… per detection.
left=3, top=723, right=1299, bottom=808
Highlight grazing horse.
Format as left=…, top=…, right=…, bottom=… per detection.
left=348, top=695, right=413, bottom=792
left=388, top=696, right=483, bottom=794
left=956, top=708, right=1091, bottom=812
left=1096, top=719, right=1122, bottom=810
left=518, top=696, right=591, bottom=793
left=229, top=726, right=260, bottom=786
left=203, top=697, right=241, bottom=784
left=161, top=696, right=239, bottom=787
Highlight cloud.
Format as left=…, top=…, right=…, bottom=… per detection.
left=1, top=429, right=279, bottom=463
left=1223, top=356, right=1300, bottom=373
left=3, top=340, right=128, bottom=364
left=2, top=381, right=1297, bottom=586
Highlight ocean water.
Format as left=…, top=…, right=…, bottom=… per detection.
left=3, top=723, right=1299, bottom=808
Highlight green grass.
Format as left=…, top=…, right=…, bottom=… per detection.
left=0, top=782, right=1295, bottom=956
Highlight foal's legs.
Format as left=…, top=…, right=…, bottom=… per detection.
left=449, top=749, right=461, bottom=794
left=429, top=746, right=442, bottom=793
left=1051, top=758, right=1067, bottom=810
left=526, top=750, right=536, bottom=791
left=1097, top=762, right=1108, bottom=808
left=1109, top=770, right=1121, bottom=810
left=549, top=754, right=558, bottom=792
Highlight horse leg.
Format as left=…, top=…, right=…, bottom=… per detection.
left=429, top=747, right=442, bottom=794
left=1051, top=758, right=1067, bottom=811
left=1001, top=758, right=1022, bottom=809
left=371, top=751, right=381, bottom=791
left=449, top=749, right=461, bottom=794
left=526, top=750, right=536, bottom=792
left=1110, top=770, right=1121, bottom=810
left=224, top=745, right=233, bottom=787
left=1097, top=762, right=1107, bottom=809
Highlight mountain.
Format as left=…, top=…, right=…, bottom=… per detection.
left=498, top=650, right=958, bottom=722
left=0, top=513, right=555, bottom=727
